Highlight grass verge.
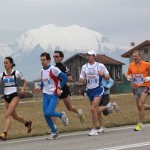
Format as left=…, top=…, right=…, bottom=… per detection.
left=0, top=93, right=150, bottom=140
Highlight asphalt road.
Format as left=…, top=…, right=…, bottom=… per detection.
left=1, top=124, right=150, bottom=150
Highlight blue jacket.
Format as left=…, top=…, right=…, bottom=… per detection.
left=102, top=77, right=114, bottom=95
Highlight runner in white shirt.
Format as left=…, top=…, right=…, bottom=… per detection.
left=34, top=52, right=68, bottom=140
left=80, top=50, right=110, bottom=136
left=0, top=57, right=32, bottom=141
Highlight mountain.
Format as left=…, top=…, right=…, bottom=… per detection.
left=0, top=24, right=129, bottom=81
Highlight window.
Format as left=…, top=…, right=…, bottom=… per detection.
left=144, top=48, right=148, bottom=54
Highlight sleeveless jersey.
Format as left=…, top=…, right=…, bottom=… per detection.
left=80, top=62, right=109, bottom=89
left=0, top=70, right=25, bottom=95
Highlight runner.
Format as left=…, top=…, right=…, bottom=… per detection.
left=34, top=52, right=68, bottom=139
left=53, top=51, right=85, bottom=123
left=97, top=77, right=120, bottom=133
left=82, top=77, right=120, bottom=133
left=0, top=57, right=32, bottom=141
left=80, top=50, right=110, bottom=136
left=126, top=50, right=150, bottom=131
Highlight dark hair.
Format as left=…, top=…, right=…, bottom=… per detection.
left=5, top=57, right=16, bottom=68
left=40, top=52, right=51, bottom=60
left=54, top=51, right=64, bottom=58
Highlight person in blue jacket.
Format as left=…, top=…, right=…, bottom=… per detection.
left=97, top=77, right=120, bottom=133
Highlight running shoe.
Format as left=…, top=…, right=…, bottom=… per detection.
left=47, top=133, right=59, bottom=140
left=107, top=102, right=113, bottom=113
left=78, top=109, right=85, bottom=124
left=25, top=121, right=32, bottom=133
left=97, top=127, right=106, bottom=133
left=112, top=102, right=120, bottom=112
left=88, top=129, right=98, bottom=136
left=134, top=123, right=143, bottom=131
left=61, top=112, right=68, bottom=126
left=0, top=132, right=7, bottom=141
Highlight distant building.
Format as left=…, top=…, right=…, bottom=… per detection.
left=121, top=40, right=150, bottom=62
left=63, top=53, right=125, bottom=82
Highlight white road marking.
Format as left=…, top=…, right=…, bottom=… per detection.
left=0, top=124, right=150, bottom=145
left=96, top=141, right=150, bottom=150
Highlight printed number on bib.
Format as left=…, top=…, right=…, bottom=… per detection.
left=133, top=74, right=144, bottom=84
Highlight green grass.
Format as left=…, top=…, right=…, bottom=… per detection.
left=0, top=93, right=150, bottom=140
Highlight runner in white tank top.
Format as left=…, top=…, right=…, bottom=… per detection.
left=0, top=57, right=32, bottom=141
left=80, top=50, right=110, bottom=136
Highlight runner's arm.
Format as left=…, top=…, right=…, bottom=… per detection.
left=58, top=72, right=68, bottom=87
left=126, top=66, right=133, bottom=81
left=105, top=78, right=114, bottom=89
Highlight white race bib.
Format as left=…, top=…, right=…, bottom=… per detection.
left=133, top=74, right=144, bottom=84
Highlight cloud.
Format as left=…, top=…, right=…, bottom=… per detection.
left=0, top=24, right=129, bottom=60
left=15, top=24, right=120, bottom=54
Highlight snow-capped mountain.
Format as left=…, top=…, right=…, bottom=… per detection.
left=0, top=24, right=129, bottom=81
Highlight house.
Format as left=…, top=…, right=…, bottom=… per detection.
left=121, top=40, right=150, bottom=62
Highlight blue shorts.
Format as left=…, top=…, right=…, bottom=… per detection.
left=87, top=86, right=104, bottom=101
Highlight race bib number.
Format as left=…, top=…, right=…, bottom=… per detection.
left=43, top=80, right=50, bottom=86
left=133, top=74, right=144, bottom=84
left=87, top=78, right=98, bottom=84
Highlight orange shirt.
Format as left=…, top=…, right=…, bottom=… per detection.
left=126, top=61, right=150, bottom=88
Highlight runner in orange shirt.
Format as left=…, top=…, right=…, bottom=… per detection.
left=126, top=50, right=150, bottom=131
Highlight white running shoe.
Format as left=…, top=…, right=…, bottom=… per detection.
left=88, top=129, right=98, bottom=136
left=47, top=133, right=59, bottom=140
left=78, top=109, right=85, bottom=124
left=97, top=127, right=106, bottom=133
left=61, top=112, right=68, bottom=126
left=107, top=102, right=113, bottom=113
left=112, top=102, right=120, bottom=112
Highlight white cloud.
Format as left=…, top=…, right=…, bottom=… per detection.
left=15, top=24, right=113, bottom=53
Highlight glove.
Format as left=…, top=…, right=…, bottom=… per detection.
left=127, top=76, right=132, bottom=81
left=104, top=87, right=109, bottom=90
left=144, top=77, right=150, bottom=82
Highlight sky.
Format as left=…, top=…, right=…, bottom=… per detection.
left=0, top=0, right=150, bottom=47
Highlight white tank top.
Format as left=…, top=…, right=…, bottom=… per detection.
left=80, top=62, right=109, bottom=89
left=0, top=70, right=25, bottom=95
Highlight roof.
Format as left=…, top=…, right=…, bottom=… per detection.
left=121, top=40, right=150, bottom=58
left=63, top=53, right=124, bottom=65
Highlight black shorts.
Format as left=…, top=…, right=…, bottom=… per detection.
left=4, top=92, right=18, bottom=103
left=99, top=94, right=110, bottom=116
left=59, top=85, right=71, bottom=99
